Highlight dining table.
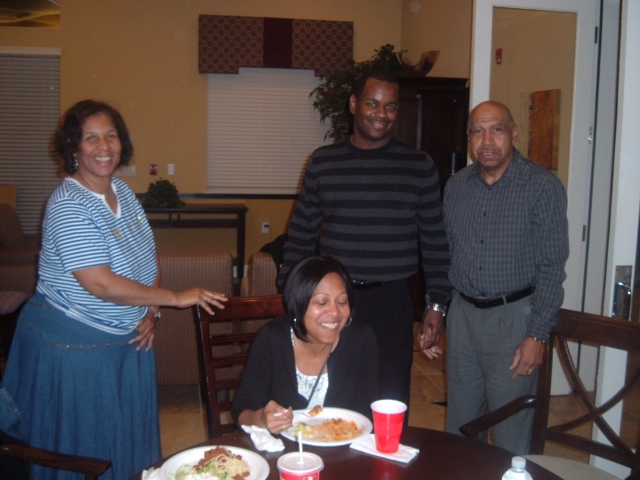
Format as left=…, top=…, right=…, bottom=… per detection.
left=132, top=426, right=562, bottom=480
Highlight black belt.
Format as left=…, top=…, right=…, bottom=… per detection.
left=350, top=280, right=383, bottom=291
left=459, top=286, right=535, bottom=309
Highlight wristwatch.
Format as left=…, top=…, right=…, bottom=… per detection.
left=527, top=335, right=548, bottom=344
left=150, top=306, right=162, bottom=321
left=427, top=302, right=447, bottom=317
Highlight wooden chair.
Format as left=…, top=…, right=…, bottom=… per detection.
left=0, top=440, right=112, bottom=479
left=460, top=308, right=640, bottom=480
left=195, top=294, right=286, bottom=439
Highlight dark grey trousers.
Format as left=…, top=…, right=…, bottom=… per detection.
left=446, top=290, right=538, bottom=455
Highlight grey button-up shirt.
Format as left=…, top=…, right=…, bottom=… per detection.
left=443, top=148, right=569, bottom=340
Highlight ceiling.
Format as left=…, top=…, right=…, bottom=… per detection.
left=0, top=0, right=60, bottom=26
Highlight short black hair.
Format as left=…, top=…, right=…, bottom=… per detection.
left=55, top=99, right=134, bottom=175
left=352, top=70, right=399, bottom=99
left=283, top=256, right=354, bottom=342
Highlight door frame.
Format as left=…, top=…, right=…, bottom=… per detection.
left=595, top=1, right=640, bottom=474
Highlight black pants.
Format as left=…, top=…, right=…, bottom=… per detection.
left=352, top=277, right=414, bottom=409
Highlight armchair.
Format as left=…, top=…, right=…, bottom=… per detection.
left=459, top=309, right=640, bottom=480
left=0, top=204, right=39, bottom=265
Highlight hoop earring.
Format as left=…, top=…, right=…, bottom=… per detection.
left=345, top=316, right=352, bottom=327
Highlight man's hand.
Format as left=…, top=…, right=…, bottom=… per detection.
left=418, top=309, right=444, bottom=359
left=509, top=336, right=545, bottom=379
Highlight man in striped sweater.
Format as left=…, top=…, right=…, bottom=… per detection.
left=277, top=71, right=451, bottom=407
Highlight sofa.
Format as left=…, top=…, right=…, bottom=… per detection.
left=242, top=252, right=278, bottom=297
left=154, top=250, right=234, bottom=385
left=0, top=204, right=40, bottom=265
left=0, top=203, right=40, bottom=305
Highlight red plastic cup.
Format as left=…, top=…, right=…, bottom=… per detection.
left=277, top=452, right=324, bottom=480
left=371, top=399, right=407, bottom=453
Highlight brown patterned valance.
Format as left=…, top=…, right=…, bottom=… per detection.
left=198, top=15, right=353, bottom=77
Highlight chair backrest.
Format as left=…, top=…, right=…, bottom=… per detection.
left=0, top=204, right=26, bottom=248
left=531, top=308, right=640, bottom=476
left=155, top=250, right=233, bottom=385
left=0, top=187, right=18, bottom=211
left=195, top=294, right=286, bottom=439
left=0, top=441, right=112, bottom=479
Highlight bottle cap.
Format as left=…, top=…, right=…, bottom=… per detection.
left=512, top=456, right=526, bottom=469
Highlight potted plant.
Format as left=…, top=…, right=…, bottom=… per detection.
left=141, top=179, right=185, bottom=208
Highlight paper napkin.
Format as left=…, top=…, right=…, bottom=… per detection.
left=141, top=467, right=160, bottom=480
left=241, top=424, right=285, bottom=452
left=350, top=434, right=419, bottom=464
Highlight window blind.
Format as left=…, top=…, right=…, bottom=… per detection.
left=0, top=52, right=61, bottom=235
left=206, top=68, right=329, bottom=195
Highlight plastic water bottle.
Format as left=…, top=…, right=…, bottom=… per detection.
left=502, top=456, right=533, bottom=480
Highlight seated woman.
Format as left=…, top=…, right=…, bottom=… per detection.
left=232, top=256, right=379, bottom=434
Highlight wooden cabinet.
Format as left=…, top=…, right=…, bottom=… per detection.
left=395, top=77, right=470, bottom=190
left=394, top=77, right=469, bottom=319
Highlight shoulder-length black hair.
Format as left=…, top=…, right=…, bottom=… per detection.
left=55, top=99, right=134, bottom=175
left=283, top=256, right=354, bottom=342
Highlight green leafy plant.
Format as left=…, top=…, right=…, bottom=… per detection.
left=310, top=44, right=405, bottom=141
left=141, top=179, right=185, bottom=208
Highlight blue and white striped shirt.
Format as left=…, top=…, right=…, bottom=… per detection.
left=37, top=178, right=157, bottom=334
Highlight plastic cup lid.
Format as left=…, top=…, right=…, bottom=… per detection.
left=277, top=452, right=324, bottom=474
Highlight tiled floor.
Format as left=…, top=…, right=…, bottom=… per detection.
left=158, top=333, right=640, bottom=466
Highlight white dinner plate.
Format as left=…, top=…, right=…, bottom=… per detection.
left=282, top=407, right=373, bottom=447
left=160, top=445, right=269, bottom=480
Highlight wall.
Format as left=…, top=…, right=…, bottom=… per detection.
left=400, top=0, right=473, bottom=79
left=490, top=8, right=576, bottom=186
left=0, top=0, right=402, bottom=260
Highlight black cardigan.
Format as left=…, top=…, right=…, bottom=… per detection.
left=231, top=316, right=379, bottom=424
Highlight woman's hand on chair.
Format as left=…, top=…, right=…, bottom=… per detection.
left=174, top=289, right=228, bottom=314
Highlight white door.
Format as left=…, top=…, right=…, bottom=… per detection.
left=471, top=0, right=600, bottom=398
left=471, top=0, right=640, bottom=477
left=471, top=0, right=599, bottom=313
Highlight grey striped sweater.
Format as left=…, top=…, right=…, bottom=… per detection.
left=278, top=136, right=451, bottom=304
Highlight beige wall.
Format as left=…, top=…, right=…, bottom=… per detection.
left=0, top=1, right=577, bottom=263
left=0, top=0, right=402, bottom=259
left=490, top=8, right=576, bottom=186
left=0, top=0, right=402, bottom=195
left=401, top=0, right=473, bottom=78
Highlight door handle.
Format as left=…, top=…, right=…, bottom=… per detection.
left=612, top=265, right=632, bottom=319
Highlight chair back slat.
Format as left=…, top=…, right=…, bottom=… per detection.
left=195, top=294, right=286, bottom=439
left=210, top=332, right=257, bottom=345
left=210, top=354, right=249, bottom=369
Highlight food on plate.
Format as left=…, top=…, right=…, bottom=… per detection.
left=173, top=446, right=250, bottom=480
left=307, top=405, right=323, bottom=417
left=292, top=417, right=364, bottom=442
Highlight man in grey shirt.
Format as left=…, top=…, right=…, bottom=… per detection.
left=441, top=100, right=569, bottom=454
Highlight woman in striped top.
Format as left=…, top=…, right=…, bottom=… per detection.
left=2, top=100, right=227, bottom=480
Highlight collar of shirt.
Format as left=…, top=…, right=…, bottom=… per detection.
left=470, top=148, right=530, bottom=188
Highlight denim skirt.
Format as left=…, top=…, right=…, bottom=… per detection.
left=2, top=293, right=161, bottom=480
